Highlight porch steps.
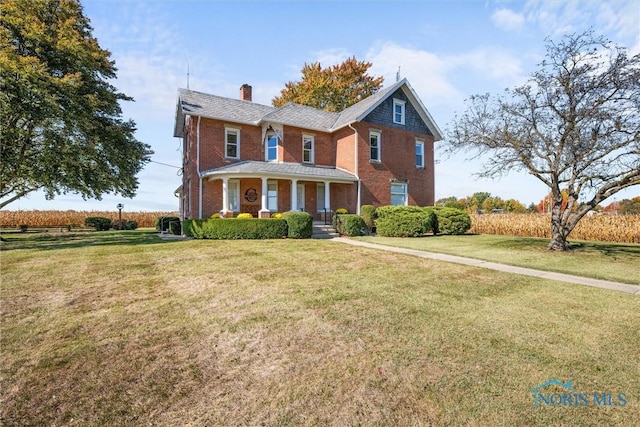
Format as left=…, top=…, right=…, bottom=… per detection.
left=312, top=222, right=338, bottom=239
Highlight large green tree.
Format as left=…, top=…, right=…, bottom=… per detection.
left=272, top=57, right=384, bottom=112
left=447, top=31, right=640, bottom=251
left=0, top=0, right=152, bottom=209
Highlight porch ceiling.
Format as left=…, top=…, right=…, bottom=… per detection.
left=200, top=161, right=357, bottom=183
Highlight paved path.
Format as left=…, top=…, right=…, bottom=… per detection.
left=332, top=237, right=640, bottom=295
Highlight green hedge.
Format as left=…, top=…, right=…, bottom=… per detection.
left=333, top=214, right=365, bottom=236
left=111, top=219, right=138, bottom=230
left=282, top=211, right=313, bottom=239
left=183, top=218, right=287, bottom=239
left=360, top=205, right=377, bottom=232
left=433, top=207, right=471, bottom=235
left=85, top=216, right=112, bottom=231
left=375, top=207, right=437, bottom=237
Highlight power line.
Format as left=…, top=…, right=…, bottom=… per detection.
left=149, top=159, right=181, bottom=169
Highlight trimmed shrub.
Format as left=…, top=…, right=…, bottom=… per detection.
left=282, top=211, right=313, bottom=239
left=334, top=214, right=365, bottom=237
left=169, top=220, right=182, bottom=235
left=156, top=216, right=180, bottom=232
left=375, top=207, right=437, bottom=237
left=85, top=216, right=112, bottom=231
left=335, top=208, right=348, bottom=214
left=433, top=207, right=471, bottom=235
left=236, top=213, right=253, bottom=219
left=272, top=212, right=283, bottom=219
left=183, top=218, right=287, bottom=239
left=360, top=205, right=377, bottom=232
left=210, top=213, right=221, bottom=219
left=111, top=219, right=138, bottom=230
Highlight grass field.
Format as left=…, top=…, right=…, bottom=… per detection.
left=355, top=234, right=640, bottom=285
left=1, top=231, right=639, bottom=426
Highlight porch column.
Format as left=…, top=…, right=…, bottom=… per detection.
left=290, top=179, right=298, bottom=211
left=220, top=177, right=232, bottom=218
left=324, top=181, right=331, bottom=218
left=259, top=177, right=270, bottom=218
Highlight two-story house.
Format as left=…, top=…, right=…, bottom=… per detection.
left=173, top=78, right=443, bottom=220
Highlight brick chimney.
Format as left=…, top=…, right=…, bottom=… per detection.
left=239, top=84, right=252, bottom=101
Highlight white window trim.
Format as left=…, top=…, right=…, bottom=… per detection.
left=393, top=98, right=406, bottom=125
left=228, top=179, right=239, bottom=211
left=390, top=182, right=408, bottom=206
left=265, top=132, right=278, bottom=162
left=267, top=180, right=278, bottom=212
left=369, top=130, right=381, bottom=162
left=416, top=140, right=425, bottom=168
left=302, top=134, right=314, bottom=164
left=225, top=127, right=240, bottom=159
left=317, top=183, right=325, bottom=212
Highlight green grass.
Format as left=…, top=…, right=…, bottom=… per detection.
left=1, top=231, right=639, bottom=426
left=354, top=234, right=640, bottom=285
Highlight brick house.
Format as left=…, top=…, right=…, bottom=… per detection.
left=173, top=78, right=443, bottom=220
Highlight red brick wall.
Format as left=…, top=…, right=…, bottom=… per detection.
left=352, top=122, right=435, bottom=207
left=180, top=113, right=434, bottom=219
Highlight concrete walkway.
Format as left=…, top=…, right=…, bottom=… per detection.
left=332, top=237, right=640, bottom=295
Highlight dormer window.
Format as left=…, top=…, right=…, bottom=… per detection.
left=393, top=99, right=406, bottom=125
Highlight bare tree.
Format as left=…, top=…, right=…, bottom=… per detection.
left=447, top=30, right=640, bottom=250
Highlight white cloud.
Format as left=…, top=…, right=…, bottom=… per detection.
left=312, top=48, right=353, bottom=66
left=366, top=42, right=462, bottom=110
left=491, top=8, right=525, bottom=31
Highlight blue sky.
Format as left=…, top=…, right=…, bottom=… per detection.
left=12, top=0, right=640, bottom=212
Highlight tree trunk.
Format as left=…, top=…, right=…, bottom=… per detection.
left=548, top=207, right=584, bottom=251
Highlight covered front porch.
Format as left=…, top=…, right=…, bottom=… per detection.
left=200, top=161, right=358, bottom=220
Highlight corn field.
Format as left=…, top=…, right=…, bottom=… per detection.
left=0, top=210, right=178, bottom=229
left=470, top=213, right=640, bottom=243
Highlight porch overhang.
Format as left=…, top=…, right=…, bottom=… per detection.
left=200, top=160, right=357, bottom=183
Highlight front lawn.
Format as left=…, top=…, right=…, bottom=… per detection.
left=355, top=234, right=640, bottom=285
left=1, top=231, right=638, bottom=426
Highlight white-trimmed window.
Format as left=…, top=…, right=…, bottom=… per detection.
left=266, top=132, right=278, bottom=161
left=393, top=99, right=406, bottom=125
left=317, top=183, right=326, bottom=212
left=267, top=181, right=278, bottom=211
left=302, top=135, right=314, bottom=163
left=370, top=131, right=381, bottom=162
left=228, top=180, right=239, bottom=211
left=225, top=127, right=240, bottom=159
left=415, top=141, right=425, bottom=168
left=390, top=182, right=408, bottom=206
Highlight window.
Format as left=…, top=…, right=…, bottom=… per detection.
left=390, top=182, right=408, bottom=206
left=370, top=131, right=381, bottom=162
left=296, top=183, right=305, bottom=211
left=267, top=181, right=278, bottom=211
left=266, top=132, right=278, bottom=161
left=415, top=141, right=425, bottom=168
left=228, top=180, right=239, bottom=211
left=393, top=99, right=406, bottom=125
left=225, top=128, right=240, bottom=159
left=302, top=135, right=314, bottom=163
left=317, top=183, right=325, bottom=212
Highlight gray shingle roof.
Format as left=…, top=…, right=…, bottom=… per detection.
left=201, top=161, right=357, bottom=182
left=174, top=78, right=442, bottom=141
left=174, top=89, right=275, bottom=137
left=261, top=103, right=340, bottom=131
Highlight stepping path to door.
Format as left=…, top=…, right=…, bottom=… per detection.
left=331, top=237, right=640, bottom=295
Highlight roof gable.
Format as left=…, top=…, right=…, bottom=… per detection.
left=330, top=78, right=443, bottom=140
